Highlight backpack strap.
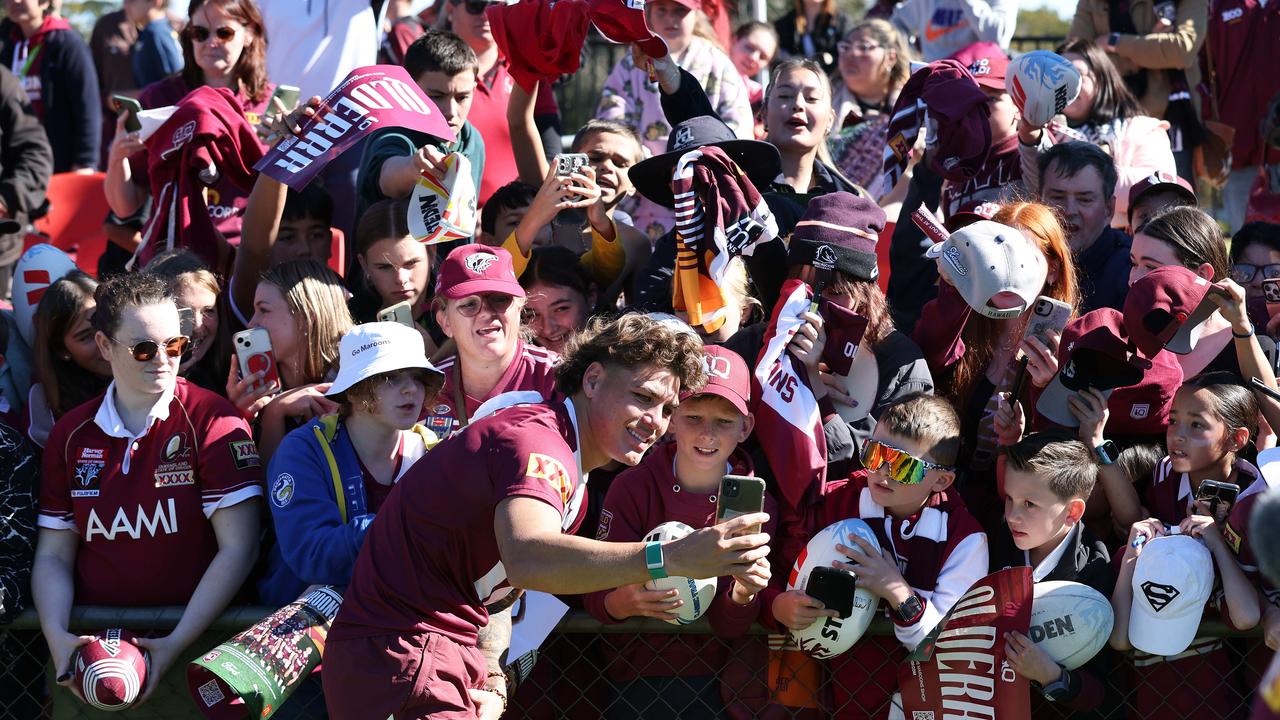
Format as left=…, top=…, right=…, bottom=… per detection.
left=312, top=415, right=347, bottom=523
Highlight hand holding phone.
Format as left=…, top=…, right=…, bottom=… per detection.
left=1194, top=479, right=1241, bottom=524
left=233, top=328, right=281, bottom=395
left=112, top=95, right=142, bottom=133
left=1263, top=278, right=1280, bottom=320
left=805, top=566, right=857, bottom=619
left=716, top=475, right=766, bottom=536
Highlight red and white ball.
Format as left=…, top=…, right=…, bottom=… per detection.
left=784, top=519, right=881, bottom=659
left=1006, top=51, right=1082, bottom=128
left=11, top=243, right=77, bottom=346
left=73, top=629, right=149, bottom=712
left=1030, top=581, right=1114, bottom=670
left=643, top=521, right=718, bottom=625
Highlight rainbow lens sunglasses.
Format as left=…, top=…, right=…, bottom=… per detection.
left=859, top=439, right=952, bottom=485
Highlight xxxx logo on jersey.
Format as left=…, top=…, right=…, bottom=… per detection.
left=526, top=453, right=572, bottom=504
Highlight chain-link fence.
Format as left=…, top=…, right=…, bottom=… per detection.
left=1, top=607, right=1270, bottom=719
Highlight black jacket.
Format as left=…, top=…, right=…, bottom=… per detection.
left=0, top=20, right=101, bottom=172
left=991, top=521, right=1117, bottom=717
left=773, top=10, right=853, bottom=75
left=0, top=64, right=50, bottom=217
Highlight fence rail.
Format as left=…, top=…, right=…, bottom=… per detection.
left=1, top=607, right=1271, bottom=719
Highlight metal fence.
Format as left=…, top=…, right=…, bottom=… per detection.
left=1, top=607, right=1270, bottom=719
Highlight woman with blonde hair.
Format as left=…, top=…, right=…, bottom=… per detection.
left=913, top=201, right=1078, bottom=481
left=145, top=249, right=231, bottom=394
left=227, top=259, right=354, bottom=460
left=829, top=19, right=914, bottom=191
left=772, top=0, right=852, bottom=74
left=764, top=58, right=861, bottom=195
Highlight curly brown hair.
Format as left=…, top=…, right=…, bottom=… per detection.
left=555, top=314, right=707, bottom=397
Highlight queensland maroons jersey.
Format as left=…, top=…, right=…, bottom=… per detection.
left=422, top=340, right=560, bottom=438
left=330, top=399, right=587, bottom=646
left=39, top=378, right=263, bottom=606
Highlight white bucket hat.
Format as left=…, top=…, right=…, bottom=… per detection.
left=326, top=322, right=441, bottom=396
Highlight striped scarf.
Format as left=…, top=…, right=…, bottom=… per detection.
left=670, top=146, right=778, bottom=333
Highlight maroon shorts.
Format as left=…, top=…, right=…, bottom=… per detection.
left=322, top=630, right=485, bottom=720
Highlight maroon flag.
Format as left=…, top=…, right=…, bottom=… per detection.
left=255, top=65, right=455, bottom=191
left=899, top=567, right=1033, bottom=720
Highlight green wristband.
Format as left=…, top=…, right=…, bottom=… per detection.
left=645, top=541, right=667, bottom=580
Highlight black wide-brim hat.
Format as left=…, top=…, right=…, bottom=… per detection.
left=628, top=115, right=782, bottom=209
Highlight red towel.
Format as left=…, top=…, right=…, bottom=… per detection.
left=135, top=86, right=264, bottom=273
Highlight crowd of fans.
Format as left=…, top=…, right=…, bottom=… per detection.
left=0, top=0, right=1279, bottom=718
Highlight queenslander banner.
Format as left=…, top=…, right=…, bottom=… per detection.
left=254, top=65, right=455, bottom=191
left=899, top=567, right=1033, bottom=720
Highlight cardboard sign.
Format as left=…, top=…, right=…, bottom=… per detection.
left=255, top=65, right=455, bottom=191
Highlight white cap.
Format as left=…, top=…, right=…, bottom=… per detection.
left=1128, top=534, right=1213, bottom=656
left=924, top=220, right=1047, bottom=319
left=326, top=322, right=441, bottom=396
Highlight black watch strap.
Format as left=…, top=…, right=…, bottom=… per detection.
left=893, top=593, right=925, bottom=625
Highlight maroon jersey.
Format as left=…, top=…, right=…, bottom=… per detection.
left=1202, top=0, right=1280, bottom=169
left=38, top=378, right=263, bottom=606
left=330, top=399, right=587, bottom=646
left=940, top=134, right=1024, bottom=220
left=423, top=340, right=560, bottom=438
left=584, top=441, right=775, bottom=680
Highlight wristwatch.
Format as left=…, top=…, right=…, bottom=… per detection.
left=1040, top=666, right=1074, bottom=702
left=645, top=541, right=668, bottom=580
left=894, top=593, right=925, bottom=624
left=1094, top=439, right=1119, bottom=466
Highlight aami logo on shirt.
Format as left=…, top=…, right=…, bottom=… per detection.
left=526, top=453, right=571, bottom=504
left=86, top=499, right=179, bottom=541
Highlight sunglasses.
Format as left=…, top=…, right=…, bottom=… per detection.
left=110, top=335, right=191, bottom=362
left=838, top=41, right=882, bottom=54
left=449, top=0, right=499, bottom=15
left=187, top=25, right=238, bottom=43
left=1231, top=263, right=1280, bottom=284
left=454, top=294, right=516, bottom=318
left=859, top=439, right=951, bottom=485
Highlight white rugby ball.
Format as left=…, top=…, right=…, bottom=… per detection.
left=643, top=521, right=717, bottom=625
left=1030, top=580, right=1114, bottom=670
left=1006, top=51, right=1082, bottom=128
left=785, top=519, right=881, bottom=659
left=12, top=243, right=77, bottom=346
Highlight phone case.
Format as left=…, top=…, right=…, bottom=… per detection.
left=806, top=566, right=857, bottom=618
left=233, top=328, right=281, bottom=394
left=113, top=96, right=142, bottom=133
left=1024, top=296, right=1072, bottom=346
left=1264, top=278, right=1280, bottom=306
left=377, top=301, right=415, bottom=328
left=556, top=154, right=589, bottom=176
left=716, top=475, right=765, bottom=534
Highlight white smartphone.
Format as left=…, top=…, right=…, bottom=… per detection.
left=233, top=328, right=281, bottom=394
left=377, top=300, right=415, bottom=328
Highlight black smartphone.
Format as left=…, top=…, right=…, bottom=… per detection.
left=806, top=566, right=857, bottom=619
left=1195, top=479, right=1241, bottom=523
left=715, top=475, right=765, bottom=535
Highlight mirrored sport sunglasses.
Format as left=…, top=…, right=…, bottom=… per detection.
left=859, top=439, right=952, bottom=485
left=187, top=25, right=238, bottom=43
left=449, top=0, right=500, bottom=15
left=110, top=335, right=191, bottom=362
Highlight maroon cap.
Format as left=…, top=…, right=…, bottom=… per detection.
left=1123, top=265, right=1216, bottom=358
left=437, top=244, right=525, bottom=300
left=943, top=199, right=1001, bottom=232
left=488, top=1, right=590, bottom=94
left=787, top=192, right=885, bottom=281
left=1127, top=171, right=1197, bottom=222
left=683, top=345, right=750, bottom=415
left=589, top=0, right=669, bottom=59
left=1036, top=309, right=1182, bottom=438
left=949, top=42, right=1009, bottom=91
